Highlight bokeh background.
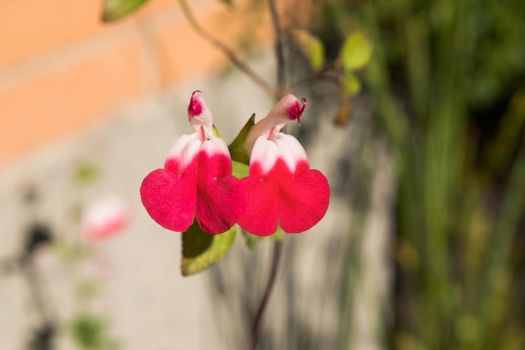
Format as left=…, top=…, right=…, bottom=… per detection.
left=1, top=0, right=524, bottom=349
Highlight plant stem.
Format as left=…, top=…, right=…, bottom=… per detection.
left=268, top=0, right=286, bottom=94
left=178, top=0, right=276, bottom=97
left=250, top=3, right=287, bottom=349
left=250, top=240, right=282, bottom=350
left=291, top=69, right=342, bottom=90
left=180, top=0, right=288, bottom=347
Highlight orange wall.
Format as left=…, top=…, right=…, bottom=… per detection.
left=0, top=0, right=271, bottom=165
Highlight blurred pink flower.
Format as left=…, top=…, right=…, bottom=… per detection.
left=82, top=195, right=130, bottom=242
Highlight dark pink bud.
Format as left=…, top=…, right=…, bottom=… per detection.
left=188, top=90, right=203, bottom=118
left=188, top=90, right=213, bottom=133
left=243, top=95, right=308, bottom=153
left=287, top=97, right=307, bottom=124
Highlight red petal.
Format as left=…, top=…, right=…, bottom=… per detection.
left=279, top=168, right=330, bottom=233
left=196, top=149, right=232, bottom=179
left=195, top=153, right=246, bottom=234
left=238, top=159, right=330, bottom=236
left=237, top=176, right=279, bottom=236
left=140, top=169, right=196, bottom=232
left=196, top=175, right=246, bottom=234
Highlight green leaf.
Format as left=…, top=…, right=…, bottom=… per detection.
left=343, top=72, right=362, bottom=96
left=340, top=31, right=373, bottom=71
left=232, top=161, right=249, bottom=179
left=213, top=125, right=220, bottom=137
left=228, top=114, right=255, bottom=164
left=291, top=29, right=325, bottom=71
left=70, top=314, right=118, bottom=350
left=101, top=0, right=149, bottom=22
left=181, top=222, right=236, bottom=276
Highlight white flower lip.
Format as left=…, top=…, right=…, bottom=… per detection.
left=251, top=132, right=308, bottom=174
left=167, top=132, right=229, bottom=173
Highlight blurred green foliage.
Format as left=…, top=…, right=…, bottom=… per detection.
left=311, top=0, right=525, bottom=348
left=70, top=314, right=119, bottom=350
left=291, top=29, right=326, bottom=71
left=73, top=161, right=100, bottom=187
left=340, top=32, right=373, bottom=71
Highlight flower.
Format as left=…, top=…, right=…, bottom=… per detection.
left=238, top=95, right=330, bottom=236
left=82, top=195, right=130, bottom=242
left=140, top=91, right=246, bottom=234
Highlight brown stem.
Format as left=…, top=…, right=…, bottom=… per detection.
left=290, top=60, right=344, bottom=90
left=178, top=1, right=287, bottom=347
left=291, top=70, right=342, bottom=90
left=178, top=0, right=276, bottom=97
left=250, top=2, right=288, bottom=349
left=268, top=0, right=286, bottom=94
left=250, top=240, right=282, bottom=350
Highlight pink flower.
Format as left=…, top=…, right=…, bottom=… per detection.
left=82, top=195, right=130, bottom=242
left=140, top=91, right=246, bottom=234
left=239, top=95, right=330, bottom=236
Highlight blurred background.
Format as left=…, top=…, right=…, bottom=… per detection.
left=1, top=0, right=524, bottom=349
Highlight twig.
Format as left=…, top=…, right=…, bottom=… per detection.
left=250, top=240, right=282, bottom=350
left=250, top=2, right=288, bottom=348
left=178, top=0, right=276, bottom=97
left=291, top=70, right=342, bottom=90
left=268, top=0, right=286, bottom=94
left=290, top=60, right=343, bottom=90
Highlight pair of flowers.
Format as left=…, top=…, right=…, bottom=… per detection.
left=140, top=91, right=330, bottom=237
